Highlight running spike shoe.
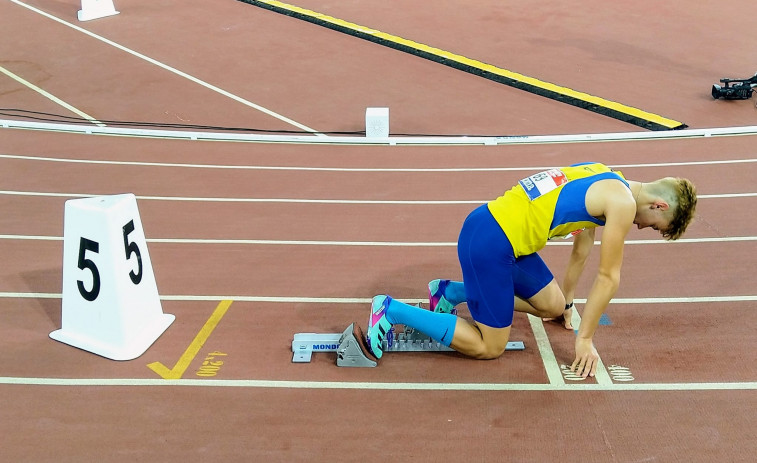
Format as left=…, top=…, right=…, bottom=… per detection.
left=366, top=295, right=394, bottom=359
left=428, top=279, right=456, bottom=314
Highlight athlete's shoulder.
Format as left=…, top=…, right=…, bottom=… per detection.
left=588, top=177, right=633, bottom=199
left=585, top=179, right=635, bottom=218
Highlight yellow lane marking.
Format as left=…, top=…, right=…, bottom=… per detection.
left=147, top=300, right=232, bottom=379
left=245, top=0, right=685, bottom=130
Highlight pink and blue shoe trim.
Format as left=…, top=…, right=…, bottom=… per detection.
left=366, top=295, right=394, bottom=359
left=428, top=279, right=456, bottom=314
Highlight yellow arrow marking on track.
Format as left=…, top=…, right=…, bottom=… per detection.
left=147, top=300, right=232, bottom=379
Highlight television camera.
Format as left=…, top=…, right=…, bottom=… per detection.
left=711, top=72, right=757, bottom=100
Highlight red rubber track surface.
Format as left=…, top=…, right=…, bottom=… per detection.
left=1, top=1, right=756, bottom=461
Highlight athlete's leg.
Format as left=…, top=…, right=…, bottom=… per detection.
left=513, top=281, right=565, bottom=318
left=382, top=295, right=458, bottom=345
left=367, top=295, right=458, bottom=359
left=511, top=253, right=566, bottom=319
left=449, top=205, right=517, bottom=359
left=369, top=205, right=516, bottom=360
left=369, top=293, right=511, bottom=360
left=430, top=277, right=563, bottom=319
left=541, top=302, right=574, bottom=330
left=449, top=320, right=512, bottom=360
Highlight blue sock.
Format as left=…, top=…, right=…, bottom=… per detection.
left=385, top=299, right=457, bottom=346
left=444, top=280, right=466, bottom=305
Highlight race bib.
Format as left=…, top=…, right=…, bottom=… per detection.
left=551, top=229, right=584, bottom=240
left=519, top=169, right=568, bottom=201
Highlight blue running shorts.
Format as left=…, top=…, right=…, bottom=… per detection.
left=457, top=205, right=554, bottom=328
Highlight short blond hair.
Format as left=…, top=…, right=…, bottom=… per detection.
left=663, top=178, right=697, bottom=240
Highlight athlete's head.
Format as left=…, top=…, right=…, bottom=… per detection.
left=634, top=177, right=697, bottom=240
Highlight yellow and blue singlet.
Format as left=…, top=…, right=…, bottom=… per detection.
left=487, top=162, right=629, bottom=258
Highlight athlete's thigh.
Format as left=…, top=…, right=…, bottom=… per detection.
left=512, top=253, right=564, bottom=312
left=457, top=206, right=516, bottom=328
left=460, top=255, right=515, bottom=329
left=527, top=278, right=565, bottom=314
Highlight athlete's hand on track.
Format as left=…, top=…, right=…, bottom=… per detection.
left=542, top=305, right=573, bottom=330
left=572, top=337, right=598, bottom=378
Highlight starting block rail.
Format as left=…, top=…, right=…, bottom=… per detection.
left=292, top=323, right=525, bottom=367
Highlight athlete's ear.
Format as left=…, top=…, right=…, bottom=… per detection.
left=652, top=200, right=670, bottom=211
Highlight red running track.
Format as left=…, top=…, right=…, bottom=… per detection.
left=1, top=0, right=757, bottom=461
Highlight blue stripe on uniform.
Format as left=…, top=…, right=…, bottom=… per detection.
left=550, top=172, right=629, bottom=230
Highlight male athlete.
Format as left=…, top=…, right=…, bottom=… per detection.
left=365, top=162, right=697, bottom=378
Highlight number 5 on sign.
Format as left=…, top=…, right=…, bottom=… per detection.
left=50, top=194, right=174, bottom=361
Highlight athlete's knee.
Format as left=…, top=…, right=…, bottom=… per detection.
left=543, top=298, right=566, bottom=318
left=468, top=328, right=509, bottom=359
left=532, top=282, right=566, bottom=318
left=471, top=344, right=507, bottom=360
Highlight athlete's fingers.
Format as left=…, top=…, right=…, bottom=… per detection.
left=589, top=358, right=598, bottom=377
left=571, top=357, right=583, bottom=374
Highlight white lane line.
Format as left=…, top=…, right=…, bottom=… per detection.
left=2, top=376, right=757, bottom=391
left=527, top=315, right=564, bottom=385
left=8, top=0, right=322, bottom=135
left=2, top=292, right=756, bottom=304
left=0, top=190, right=478, bottom=204
left=3, top=294, right=751, bottom=389
left=1, top=234, right=755, bottom=247
left=0, top=190, right=753, bottom=204
left=2, top=153, right=757, bottom=172
left=0, top=67, right=105, bottom=126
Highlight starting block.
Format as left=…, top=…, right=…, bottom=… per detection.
left=292, top=323, right=525, bottom=367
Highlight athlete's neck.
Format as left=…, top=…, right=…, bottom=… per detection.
left=628, top=181, right=644, bottom=204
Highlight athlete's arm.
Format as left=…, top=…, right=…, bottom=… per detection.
left=547, top=228, right=595, bottom=329
left=563, top=227, right=595, bottom=305
left=572, top=183, right=635, bottom=377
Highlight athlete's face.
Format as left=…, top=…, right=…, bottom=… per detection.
left=633, top=207, right=671, bottom=236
